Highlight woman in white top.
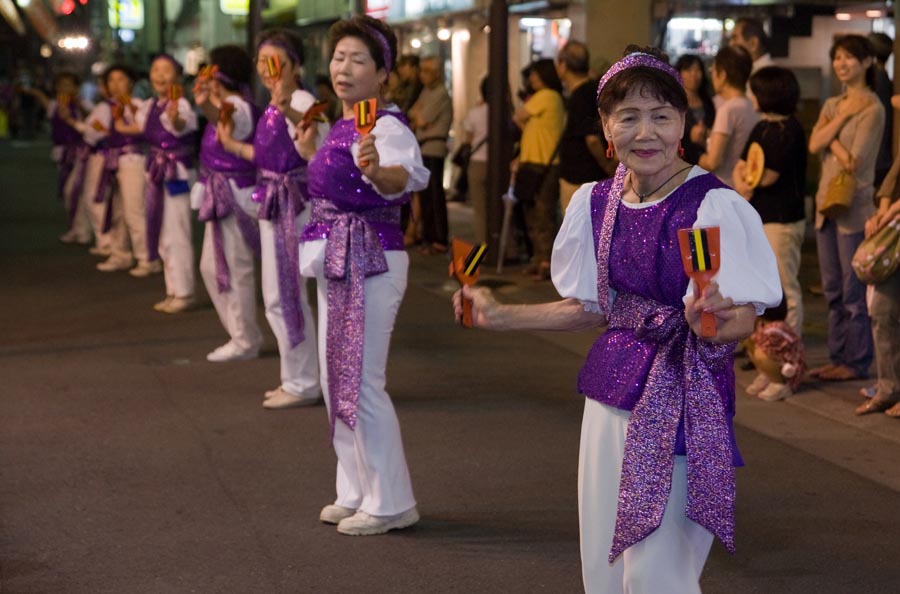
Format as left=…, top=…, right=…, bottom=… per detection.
left=454, top=46, right=780, bottom=594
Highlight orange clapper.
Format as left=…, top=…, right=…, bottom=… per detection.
left=265, top=55, right=282, bottom=79
left=353, top=98, right=377, bottom=166
left=169, top=84, right=183, bottom=102
left=218, top=102, right=236, bottom=126
left=301, top=100, right=329, bottom=127
left=449, top=238, right=488, bottom=328
left=677, top=226, right=721, bottom=338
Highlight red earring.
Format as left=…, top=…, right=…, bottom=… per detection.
left=606, top=142, right=616, bottom=159
left=678, top=143, right=685, bottom=158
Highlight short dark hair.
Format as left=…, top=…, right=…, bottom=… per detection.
left=750, top=66, right=799, bottom=115
left=830, top=34, right=877, bottom=89
left=397, top=54, right=419, bottom=69
left=257, top=28, right=305, bottom=67
left=528, top=58, right=563, bottom=93
left=735, top=18, right=769, bottom=53
left=598, top=45, right=687, bottom=115
left=102, top=64, right=136, bottom=87
left=328, top=15, right=398, bottom=74
left=54, top=71, right=81, bottom=87
left=558, top=40, right=590, bottom=75
left=868, top=32, right=893, bottom=63
left=713, top=45, right=752, bottom=89
left=209, top=45, right=253, bottom=90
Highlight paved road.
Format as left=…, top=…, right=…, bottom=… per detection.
left=2, top=140, right=900, bottom=594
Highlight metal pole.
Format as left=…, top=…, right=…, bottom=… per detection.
left=157, top=0, right=165, bottom=52
left=247, top=0, right=263, bottom=99
left=486, top=0, right=510, bottom=268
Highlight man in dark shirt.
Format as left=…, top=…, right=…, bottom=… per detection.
left=555, top=41, right=615, bottom=213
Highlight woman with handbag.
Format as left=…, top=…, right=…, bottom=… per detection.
left=512, top=59, right=565, bottom=281
left=854, top=150, right=900, bottom=416
left=808, top=34, right=885, bottom=381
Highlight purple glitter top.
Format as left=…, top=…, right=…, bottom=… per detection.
left=300, top=111, right=410, bottom=251
left=97, top=100, right=135, bottom=151
left=200, top=115, right=257, bottom=189
left=253, top=104, right=305, bottom=173
left=596, top=52, right=683, bottom=103
left=51, top=107, right=83, bottom=147
left=143, top=98, right=196, bottom=165
left=580, top=172, right=742, bottom=466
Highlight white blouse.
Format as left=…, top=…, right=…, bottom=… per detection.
left=551, top=166, right=782, bottom=315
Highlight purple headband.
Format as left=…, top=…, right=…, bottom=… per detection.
left=259, top=41, right=302, bottom=69
left=596, top=52, right=683, bottom=103
left=363, top=25, right=393, bottom=75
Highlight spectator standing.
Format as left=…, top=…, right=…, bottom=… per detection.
left=675, top=54, right=715, bottom=166
left=393, top=55, right=422, bottom=115
left=513, top=59, right=565, bottom=280
left=729, top=18, right=774, bottom=73
left=867, top=32, right=893, bottom=187
left=461, top=77, right=490, bottom=244
left=699, top=46, right=758, bottom=188
left=555, top=40, right=614, bottom=214
left=409, top=56, right=453, bottom=253
left=808, top=35, right=884, bottom=382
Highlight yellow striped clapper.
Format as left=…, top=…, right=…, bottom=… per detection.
left=677, top=226, right=721, bottom=338
left=449, top=238, right=488, bottom=328
left=354, top=98, right=377, bottom=166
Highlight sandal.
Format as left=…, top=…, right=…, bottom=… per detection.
left=886, top=402, right=900, bottom=418
left=819, top=365, right=861, bottom=381
left=855, top=398, right=894, bottom=416
left=531, top=262, right=551, bottom=281
left=808, top=363, right=837, bottom=378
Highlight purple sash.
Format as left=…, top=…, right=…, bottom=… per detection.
left=94, top=146, right=141, bottom=233
left=65, top=145, right=91, bottom=229
left=310, top=200, right=399, bottom=434
left=593, top=164, right=737, bottom=561
left=254, top=167, right=307, bottom=347
left=197, top=167, right=261, bottom=293
left=145, top=145, right=194, bottom=262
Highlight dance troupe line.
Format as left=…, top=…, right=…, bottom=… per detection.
left=45, top=13, right=781, bottom=593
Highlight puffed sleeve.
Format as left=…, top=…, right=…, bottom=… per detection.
left=226, top=95, right=254, bottom=142
left=351, top=113, right=431, bottom=198
left=683, top=187, right=782, bottom=314
left=551, top=182, right=602, bottom=313
left=132, top=98, right=151, bottom=131
left=159, top=97, right=198, bottom=136
left=78, top=102, right=111, bottom=146
left=288, top=89, right=330, bottom=150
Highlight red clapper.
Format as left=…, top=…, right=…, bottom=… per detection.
left=354, top=98, right=377, bottom=166
left=449, top=238, right=488, bottom=328
left=677, top=226, right=721, bottom=338
left=265, top=55, right=282, bottom=80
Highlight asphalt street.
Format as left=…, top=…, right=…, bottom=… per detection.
left=2, top=139, right=900, bottom=594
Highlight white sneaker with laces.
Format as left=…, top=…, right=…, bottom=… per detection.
left=97, top=258, right=134, bottom=272
left=745, top=373, right=770, bottom=396
left=206, top=341, right=259, bottom=363
left=337, top=507, right=419, bottom=536
left=262, top=387, right=321, bottom=409
left=129, top=260, right=162, bottom=277
left=320, top=504, right=356, bottom=525
left=758, top=382, right=791, bottom=402
left=161, top=296, right=196, bottom=314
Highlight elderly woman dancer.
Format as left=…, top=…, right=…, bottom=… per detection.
left=218, top=29, right=328, bottom=407
left=455, top=47, right=781, bottom=593
left=296, top=15, right=429, bottom=535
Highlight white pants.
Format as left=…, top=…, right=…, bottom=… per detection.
left=109, top=154, right=146, bottom=264
left=579, top=399, right=713, bottom=594
left=81, top=153, right=112, bottom=250
left=763, top=220, right=806, bottom=335
left=159, top=188, right=195, bottom=298
left=315, top=251, right=416, bottom=517
left=199, top=187, right=262, bottom=353
left=63, top=158, right=92, bottom=240
left=260, top=216, right=319, bottom=397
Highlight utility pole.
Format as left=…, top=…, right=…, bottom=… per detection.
left=486, top=0, right=511, bottom=267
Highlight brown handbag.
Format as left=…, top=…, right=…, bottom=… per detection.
left=818, top=170, right=856, bottom=217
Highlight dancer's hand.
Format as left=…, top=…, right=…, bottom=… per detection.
left=452, top=285, right=499, bottom=329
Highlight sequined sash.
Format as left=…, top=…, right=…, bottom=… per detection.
left=145, top=145, right=194, bottom=262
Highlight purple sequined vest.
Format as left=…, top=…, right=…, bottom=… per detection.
left=581, top=172, right=742, bottom=464
left=97, top=100, right=136, bottom=152
left=51, top=106, right=83, bottom=147
left=253, top=104, right=304, bottom=169
left=300, top=112, right=410, bottom=251
left=143, top=98, right=196, bottom=166
left=200, top=108, right=257, bottom=188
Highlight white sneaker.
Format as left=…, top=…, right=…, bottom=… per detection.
left=206, top=341, right=259, bottom=363
left=160, top=295, right=196, bottom=314
left=97, top=258, right=134, bottom=272
left=153, top=296, right=173, bottom=312
left=320, top=504, right=356, bottom=525
left=262, top=387, right=321, bottom=409
left=758, top=382, right=791, bottom=402
left=337, top=507, right=419, bottom=536
left=745, top=373, right=770, bottom=396
left=264, top=386, right=281, bottom=400
left=129, top=260, right=162, bottom=277
left=59, top=230, right=90, bottom=245
left=89, top=245, right=112, bottom=257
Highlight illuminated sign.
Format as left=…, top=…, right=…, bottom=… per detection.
left=219, top=0, right=248, bottom=16
left=108, top=0, right=144, bottom=29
